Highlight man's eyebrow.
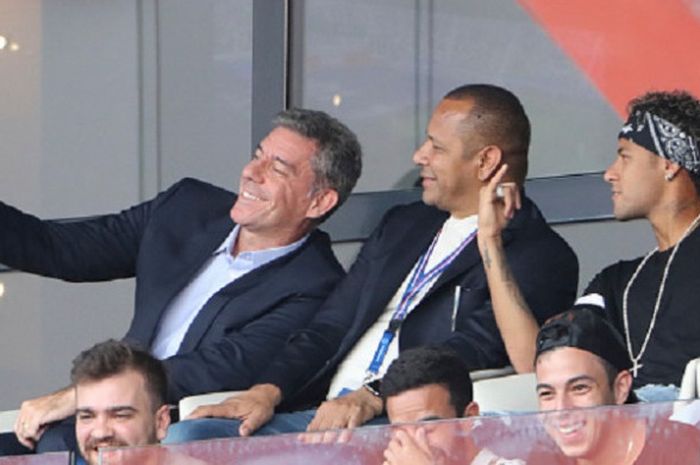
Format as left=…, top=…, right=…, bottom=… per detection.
left=418, top=415, right=443, bottom=422
left=257, top=144, right=298, bottom=174
left=565, top=375, right=597, bottom=386
left=272, top=155, right=296, bottom=171
left=108, top=405, right=138, bottom=412
left=429, top=134, right=450, bottom=148
left=536, top=383, right=553, bottom=391
left=76, top=405, right=138, bottom=414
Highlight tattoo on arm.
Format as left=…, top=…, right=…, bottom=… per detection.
left=497, top=252, right=530, bottom=311
left=483, top=246, right=492, bottom=270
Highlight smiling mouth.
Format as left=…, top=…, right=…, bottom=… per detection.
left=556, top=420, right=585, bottom=435
left=241, top=190, right=262, bottom=201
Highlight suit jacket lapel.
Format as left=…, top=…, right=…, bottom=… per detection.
left=353, top=208, right=448, bottom=330
left=424, top=197, right=529, bottom=298
left=176, top=242, right=302, bottom=353
left=134, top=215, right=233, bottom=346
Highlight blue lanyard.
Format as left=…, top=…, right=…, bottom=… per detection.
left=364, top=227, right=477, bottom=378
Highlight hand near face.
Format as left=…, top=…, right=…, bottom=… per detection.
left=383, top=427, right=438, bottom=465
left=186, top=384, right=281, bottom=437
left=477, top=164, right=521, bottom=244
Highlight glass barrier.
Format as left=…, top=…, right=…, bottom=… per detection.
left=0, top=452, right=70, bottom=465
left=100, top=400, right=700, bottom=464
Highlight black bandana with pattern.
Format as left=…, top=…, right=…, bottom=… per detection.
left=619, top=110, right=700, bottom=173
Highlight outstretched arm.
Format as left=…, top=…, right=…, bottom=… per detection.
left=476, top=164, right=540, bottom=373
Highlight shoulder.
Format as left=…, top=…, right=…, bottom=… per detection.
left=378, top=201, right=445, bottom=231
left=506, top=197, right=577, bottom=261
left=275, top=229, right=345, bottom=286
left=148, top=178, right=236, bottom=222
left=159, top=178, right=235, bottom=205
left=587, top=256, right=644, bottom=287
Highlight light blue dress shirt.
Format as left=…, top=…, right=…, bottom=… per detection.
left=150, top=225, right=308, bottom=359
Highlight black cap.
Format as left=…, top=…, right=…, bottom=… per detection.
left=535, top=307, right=632, bottom=372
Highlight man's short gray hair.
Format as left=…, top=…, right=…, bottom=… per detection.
left=274, top=108, right=362, bottom=220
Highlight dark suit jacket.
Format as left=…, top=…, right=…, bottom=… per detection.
left=257, top=197, right=579, bottom=410
left=0, top=178, right=345, bottom=402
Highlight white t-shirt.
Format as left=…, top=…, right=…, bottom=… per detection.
left=327, top=214, right=478, bottom=398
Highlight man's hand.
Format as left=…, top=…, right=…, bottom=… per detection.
left=383, top=428, right=436, bottom=465
left=306, top=387, right=383, bottom=433
left=186, top=384, right=281, bottom=437
left=477, top=164, right=521, bottom=247
left=14, top=387, right=75, bottom=449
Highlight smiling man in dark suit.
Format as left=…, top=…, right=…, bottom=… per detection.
left=165, top=84, right=579, bottom=442
left=0, top=108, right=362, bottom=455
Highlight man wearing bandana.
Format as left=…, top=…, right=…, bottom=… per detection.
left=477, top=90, right=700, bottom=401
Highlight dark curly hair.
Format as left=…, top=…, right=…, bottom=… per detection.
left=628, top=90, right=700, bottom=193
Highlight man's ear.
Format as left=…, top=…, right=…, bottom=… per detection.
left=155, top=404, right=172, bottom=442
left=477, top=145, right=503, bottom=182
left=463, top=401, right=480, bottom=417
left=613, top=370, right=633, bottom=405
left=306, top=188, right=339, bottom=220
left=663, top=160, right=682, bottom=181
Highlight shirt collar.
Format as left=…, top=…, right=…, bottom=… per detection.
left=214, top=225, right=310, bottom=266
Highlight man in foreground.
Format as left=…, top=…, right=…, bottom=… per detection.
left=381, top=346, right=521, bottom=465
left=165, top=84, right=578, bottom=442
left=531, top=308, right=700, bottom=464
left=72, top=340, right=170, bottom=465
left=2, top=108, right=362, bottom=453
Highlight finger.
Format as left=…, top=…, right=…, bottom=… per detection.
left=13, top=415, right=29, bottom=437
left=414, top=427, right=432, bottom=454
left=16, top=435, right=35, bottom=450
left=384, top=442, right=399, bottom=464
left=345, top=410, right=363, bottom=429
left=498, top=182, right=519, bottom=218
left=297, top=430, right=322, bottom=444
left=489, top=164, right=509, bottom=194
left=305, top=412, right=323, bottom=432
left=393, top=429, right=410, bottom=447
left=187, top=402, right=236, bottom=420
left=14, top=419, right=38, bottom=448
left=321, top=430, right=340, bottom=444
left=337, top=428, right=353, bottom=444
left=502, top=185, right=516, bottom=219
left=186, top=405, right=218, bottom=420
left=306, top=409, right=342, bottom=432
left=239, top=405, right=272, bottom=437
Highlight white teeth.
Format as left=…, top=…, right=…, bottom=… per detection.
left=242, top=191, right=260, bottom=201
left=558, top=421, right=584, bottom=434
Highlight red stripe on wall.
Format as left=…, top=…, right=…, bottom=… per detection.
left=518, top=0, right=700, bottom=117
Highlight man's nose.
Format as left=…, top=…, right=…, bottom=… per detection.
left=603, top=159, right=619, bottom=183
left=242, top=157, right=268, bottom=182
left=413, top=141, right=430, bottom=165
left=90, top=417, right=115, bottom=441
left=553, top=394, right=574, bottom=412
